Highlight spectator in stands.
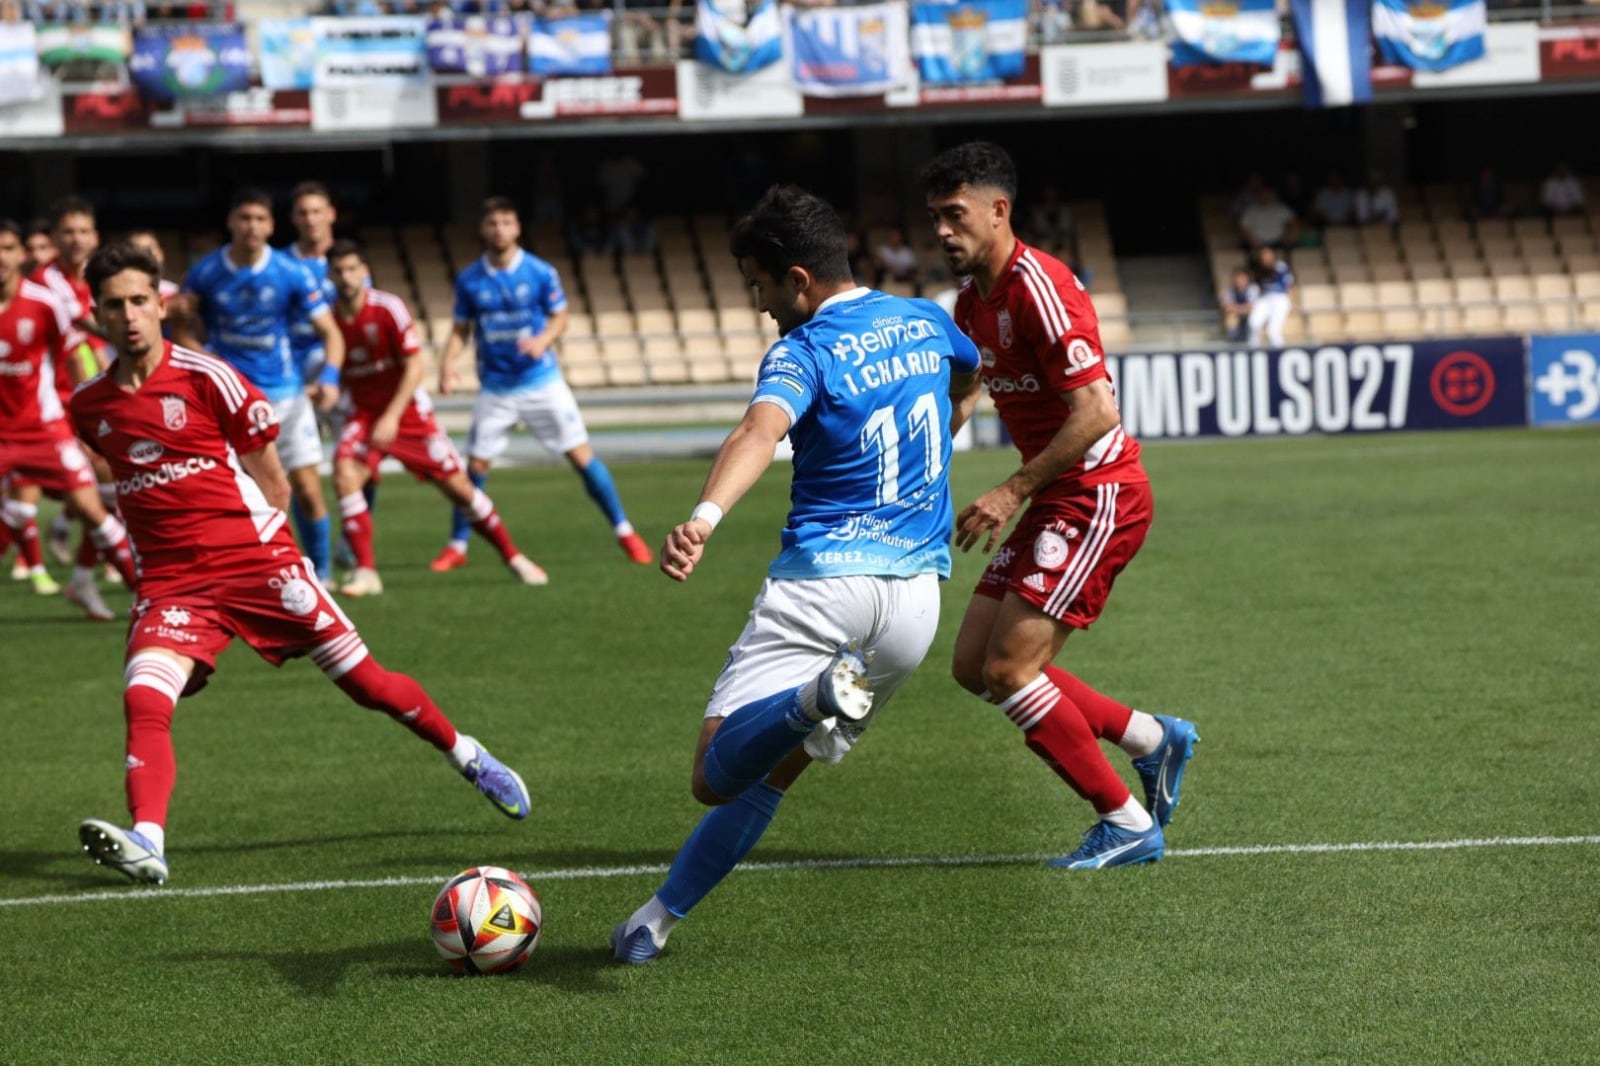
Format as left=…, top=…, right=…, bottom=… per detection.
left=608, top=206, right=657, bottom=257
left=1247, top=245, right=1294, bottom=348
left=568, top=203, right=609, bottom=258
left=1311, top=171, right=1356, bottom=228
left=1238, top=185, right=1298, bottom=252
left=1277, top=170, right=1310, bottom=220
left=1355, top=170, right=1400, bottom=230
left=1220, top=266, right=1255, bottom=344
left=872, top=225, right=922, bottom=288
left=1465, top=165, right=1504, bottom=221
left=22, top=219, right=55, bottom=274
left=1035, top=0, right=1072, bottom=44
left=1541, top=162, right=1586, bottom=217
left=1124, top=0, right=1161, bottom=38
left=1077, top=0, right=1126, bottom=31
left=1231, top=173, right=1268, bottom=220
left=97, top=0, right=146, bottom=24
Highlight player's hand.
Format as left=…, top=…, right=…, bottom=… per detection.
left=371, top=413, right=400, bottom=450
left=314, top=383, right=341, bottom=412
left=955, top=484, right=1025, bottom=554
left=439, top=366, right=456, bottom=396
left=517, top=336, right=548, bottom=359
left=660, top=519, right=711, bottom=582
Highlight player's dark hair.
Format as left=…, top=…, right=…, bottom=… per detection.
left=49, top=195, right=96, bottom=228
left=25, top=217, right=53, bottom=240
left=0, top=218, right=23, bottom=242
left=291, top=180, right=333, bottom=206
left=482, top=196, right=519, bottom=221
left=84, top=242, right=163, bottom=301
left=728, top=184, right=853, bottom=285
left=919, top=141, right=1018, bottom=201
left=230, top=187, right=274, bottom=214
left=327, top=238, right=364, bottom=264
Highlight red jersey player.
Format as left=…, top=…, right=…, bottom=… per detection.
left=921, top=142, right=1199, bottom=870
left=69, top=242, right=533, bottom=885
left=0, top=219, right=137, bottom=606
left=325, top=240, right=547, bottom=597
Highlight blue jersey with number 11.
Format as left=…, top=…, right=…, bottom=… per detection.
left=751, top=287, right=981, bottom=581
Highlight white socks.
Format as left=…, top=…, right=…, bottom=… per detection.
left=1103, top=796, right=1155, bottom=833
left=626, top=894, right=678, bottom=949
left=133, top=821, right=166, bottom=856
left=448, top=733, right=480, bottom=773
left=1116, top=710, right=1165, bottom=758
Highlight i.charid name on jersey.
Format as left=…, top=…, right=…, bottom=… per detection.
left=830, top=318, right=946, bottom=396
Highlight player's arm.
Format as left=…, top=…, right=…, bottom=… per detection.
left=955, top=378, right=1120, bottom=553
left=949, top=367, right=983, bottom=436
left=372, top=350, right=425, bottom=451
left=309, top=308, right=345, bottom=411
left=238, top=441, right=292, bottom=513
left=660, top=401, right=791, bottom=583
left=439, top=320, right=471, bottom=396
left=166, top=287, right=206, bottom=350
left=519, top=307, right=568, bottom=359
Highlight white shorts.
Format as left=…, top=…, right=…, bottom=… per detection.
left=273, top=392, right=324, bottom=472
left=706, top=573, right=941, bottom=764
left=467, top=377, right=589, bottom=462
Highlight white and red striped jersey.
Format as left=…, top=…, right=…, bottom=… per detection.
left=954, top=240, right=1144, bottom=490
left=334, top=288, right=427, bottom=416
left=0, top=278, right=79, bottom=438
left=69, top=342, right=297, bottom=580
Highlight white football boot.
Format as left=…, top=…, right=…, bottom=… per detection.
left=79, top=818, right=169, bottom=884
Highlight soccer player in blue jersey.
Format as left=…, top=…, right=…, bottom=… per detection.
left=177, top=188, right=344, bottom=579
left=610, top=184, right=982, bottom=964
left=433, top=196, right=652, bottom=574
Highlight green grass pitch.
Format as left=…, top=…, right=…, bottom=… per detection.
left=2, top=427, right=1597, bottom=1064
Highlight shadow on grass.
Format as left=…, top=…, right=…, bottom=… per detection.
left=166, top=939, right=621, bottom=996
left=0, top=849, right=123, bottom=889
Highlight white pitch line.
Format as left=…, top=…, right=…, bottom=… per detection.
left=3, top=834, right=1597, bottom=911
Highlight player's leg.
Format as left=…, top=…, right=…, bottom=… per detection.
left=276, top=394, right=332, bottom=579
left=437, top=390, right=512, bottom=569
left=434, top=466, right=546, bottom=584
left=62, top=478, right=135, bottom=620
left=1, top=481, right=58, bottom=594
left=527, top=380, right=650, bottom=564
left=1266, top=293, right=1290, bottom=347
left=79, top=646, right=200, bottom=885
left=334, top=445, right=382, bottom=597
left=1247, top=298, right=1270, bottom=346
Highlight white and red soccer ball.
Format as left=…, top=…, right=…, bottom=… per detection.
left=430, top=866, right=542, bottom=974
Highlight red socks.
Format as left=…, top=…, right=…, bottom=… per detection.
left=465, top=489, right=520, bottom=563
left=339, top=492, right=376, bottom=570
left=334, top=655, right=458, bottom=752
left=995, top=675, right=1130, bottom=814
left=1043, top=665, right=1133, bottom=742
left=123, top=654, right=187, bottom=828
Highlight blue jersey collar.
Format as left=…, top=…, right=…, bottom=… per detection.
left=816, top=286, right=871, bottom=314
left=223, top=244, right=271, bottom=275
left=480, top=248, right=525, bottom=276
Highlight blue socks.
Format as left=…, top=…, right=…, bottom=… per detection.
left=291, top=497, right=332, bottom=579
left=700, top=686, right=814, bottom=800
left=577, top=457, right=627, bottom=529
left=656, top=781, right=785, bottom=917
left=451, top=469, right=488, bottom=546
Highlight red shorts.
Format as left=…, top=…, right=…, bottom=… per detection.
left=335, top=408, right=463, bottom=483
left=0, top=425, right=97, bottom=496
left=126, top=556, right=365, bottom=691
left=974, top=480, right=1153, bottom=629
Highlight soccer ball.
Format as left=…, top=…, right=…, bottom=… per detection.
left=430, top=865, right=542, bottom=974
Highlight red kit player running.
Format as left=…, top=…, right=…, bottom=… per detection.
left=921, top=143, right=1200, bottom=870
left=0, top=219, right=137, bottom=603
left=326, top=240, right=547, bottom=597
left=69, top=242, right=532, bottom=885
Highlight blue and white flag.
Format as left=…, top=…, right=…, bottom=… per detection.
left=0, top=23, right=41, bottom=105
left=1371, top=0, right=1484, bottom=72
left=527, top=13, right=611, bottom=77
left=1166, top=0, right=1280, bottom=67
left=427, top=15, right=523, bottom=78
left=259, top=18, right=315, bottom=90
left=784, top=2, right=910, bottom=97
left=695, top=0, right=783, bottom=74
left=311, top=16, right=429, bottom=87
left=910, top=0, right=1026, bottom=84
left=1291, top=0, right=1372, bottom=106
left=129, top=24, right=251, bottom=102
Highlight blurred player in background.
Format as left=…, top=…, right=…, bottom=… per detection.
left=23, top=219, right=55, bottom=274
left=434, top=196, right=652, bottom=575
left=72, top=243, right=532, bottom=886
left=124, top=229, right=181, bottom=301
left=610, top=185, right=981, bottom=964
left=922, top=142, right=1198, bottom=870
left=175, top=188, right=343, bottom=580
left=0, top=220, right=137, bottom=610
left=285, top=181, right=366, bottom=572
left=325, top=239, right=547, bottom=595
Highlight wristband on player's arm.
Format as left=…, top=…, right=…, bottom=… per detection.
left=690, top=501, right=723, bottom=531
left=317, top=363, right=341, bottom=387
